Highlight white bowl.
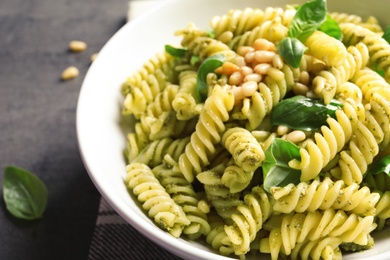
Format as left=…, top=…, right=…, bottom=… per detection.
left=76, top=0, right=390, bottom=259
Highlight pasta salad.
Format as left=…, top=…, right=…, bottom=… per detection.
left=120, top=0, right=390, bottom=259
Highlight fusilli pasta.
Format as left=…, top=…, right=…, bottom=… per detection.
left=120, top=2, right=390, bottom=259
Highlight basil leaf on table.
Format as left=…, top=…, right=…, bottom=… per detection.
left=3, top=166, right=48, bottom=220
left=164, top=45, right=187, bottom=57
left=270, top=95, right=343, bottom=131
left=367, top=155, right=390, bottom=177
left=277, top=38, right=307, bottom=68
left=196, top=53, right=226, bottom=102
left=318, top=14, right=343, bottom=40
left=262, top=139, right=302, bottom=193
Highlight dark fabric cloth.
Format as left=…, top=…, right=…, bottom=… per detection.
left=88, top=198, right=181, bottom=260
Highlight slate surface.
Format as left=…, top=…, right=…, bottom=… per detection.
left=0, top=0, right=128, bottom=259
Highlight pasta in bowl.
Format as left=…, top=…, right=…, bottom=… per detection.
left=76, top=0, right=390, bottom=259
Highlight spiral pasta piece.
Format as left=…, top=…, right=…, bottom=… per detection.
left=228, top=17, right=289, bottom=50
left=224, top=186, right=272, bottom=255
left=152, top=155, right=210, bottom=240
left=196, top=159, right=244, bottom=220
left=312, top=43, right=369, bottom=104
left=271, top=177, right=380, bottom=216
left=290, top=100, right=364, bottom=182
left=122, top=52, right=178, bottom=118
left=337, top=121, right=380, bottom=185
left=290, top=237, right=343, bottom=260
left=375, top=191, right=390, bottom=221
left=131, top=137, right=190, bottom=167
left=125, top=163, right=190, bottom=237
left=330, top=12, right=383, bottom=33
left=222, top=127, right=265, bottom=172
left=176, top=23, right=236, bottom=62
left=205, top=212, right=234, bottom=255
left=221, top=163, right=254, bottom=193
left=341, top=23, right=390, bottom=82
left=304, top=30, right=348, bottom=67
left=261, top=232, right=343, bottom=260
left=178, top=85, right=234, bottom=183
left=172, top=70, right=203, bottom=120
left=139, top=84, right=180, bottom=140
left=210, top=7, right=295, bottom=40
left=260, top=208, right=376, bottom=258
left=125, top=132, right=140, bottom=162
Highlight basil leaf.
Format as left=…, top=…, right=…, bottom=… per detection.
left=271, top=95, right=343, bottom=131
left=288, top=0, right=327, bottom=42
left=164, top=45, right=187, bottom=57
left=277, top=37, right=307, bottom=68
left=367, top=155, right=390, bottom=176
left=263, top=139, right=301, bottom=192
left=383, top=27, right=390, bottom=44
left=318, top=14, right=343, bottom=40
left=3, top=166, right=48, bottom=220
left=196, top=53, right=225, bottom=102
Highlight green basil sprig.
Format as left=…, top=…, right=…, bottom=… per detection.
left=3, top=166, right=48, bottom=220
left=164, top=45, right=187, bottom=57
left=270, top=95, right=343, bottom=131
left=288, top=0, right=327, bottom=42
left=262, top=139, right=302, bottom=192
left=367, top=155, right=390, bottom=177
left=278, top=0, right=327, bottom=68
left=196, top=53, right=226, bottom=102
left=318, top=14, right=343, bottom=40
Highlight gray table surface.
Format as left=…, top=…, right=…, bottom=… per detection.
left=0, top=0, right=129, bottom=259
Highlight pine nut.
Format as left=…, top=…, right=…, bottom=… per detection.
left=237, top=46, right=254, bottom=57
left=240, top=66, right=253, bottom=76
left=241, top=81, right=258, bottom=96
left=232, top=56, right=246, bottom=67
left=244, top=51, right=255, bottom=64
left=229, top=71, right=244, bottom=85
left=254, top=63, right=271, bottom=75
left=61, top=66, right=79, bottom=80
left=286, top=130, right=306, bottom=144
left=222, top=61, right=240, bottom=75
left=252, top=38, right=275, bottom=51
left=231, top=85, right=245, bottom=101
left=254, top=50, right=275, bottom=63
left=69, top=40, right=87, bottom=52
left=277, top=125, right=289, bottom=136
left=244, top=73, right=262, bottom=83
